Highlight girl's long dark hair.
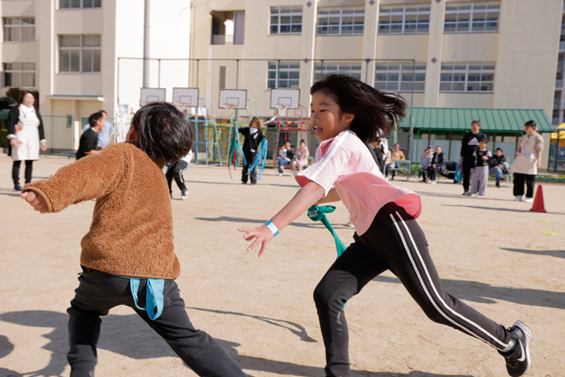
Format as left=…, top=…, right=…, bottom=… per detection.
left=130, top=102, right=193, bottom=165
left=310, top=74, right=407, bottom=143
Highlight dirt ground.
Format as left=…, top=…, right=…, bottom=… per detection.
left=0, top=153, right=564, bottom=377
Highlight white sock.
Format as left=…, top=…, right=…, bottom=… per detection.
left=501, top=338, right=517, bottom=353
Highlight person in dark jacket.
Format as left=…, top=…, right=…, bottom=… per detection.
left=460, top=120, right=487, bottom=195
left=427, top=145, right=445, bottom=184
left=489, top=148, right=509, bottom=188
left=7, top=90, right=47, bottom=191
left=239, top=117, right=264, bottom=185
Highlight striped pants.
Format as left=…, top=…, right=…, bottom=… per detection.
left=313, top=202, right=511, bottom=377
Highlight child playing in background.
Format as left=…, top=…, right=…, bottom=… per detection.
left=21, top=102, right=246, bottom=377
left=291, top=139, right=310, bottom=174
left=277, top=140, right=293, bottom=176
left=76, top=111, right=104, bottom=160
left=238, top=74, right=531, bottom=377
left=166, top=149, right=192, bottom=199
left=239, top=117, right=264, bottom=185
left=470, top=137, right=492, bottom=197
left=490, top=147, right=509, bottom=188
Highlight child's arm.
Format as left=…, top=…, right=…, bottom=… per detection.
left=238, top=181, right=324, bottom=257
left=20, top=144, right=126, bottom=213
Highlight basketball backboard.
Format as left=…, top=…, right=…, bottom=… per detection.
left=140, top=88, right=166, bottom=105
left=219, top=89, right=247, bottom=109
left=173, top=88, right=199, bottom=107
left=270, top=89, right=300, bottom=110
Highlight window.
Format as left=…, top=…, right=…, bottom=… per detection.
left=314, top=62, right=362, bottom=81
left=375, top=63, right=426, bottom=92
left=3, top=18, right=35, bottom=42
left=60, top=0, right=101, bottom=9
left=270, top=6, right=302, bottom=34
left=444, top=2, right=500, bottom=33
left=440, top=63, right=495, bottom=92
left=4, top=63, right=35, bottom=87
left=378, top=5, right=430, bottom=34
left=59, top=35, right=101, bottom=73
left=317, top=7, right=364, bottom=35
left=267, top=61, right=300, bottom=88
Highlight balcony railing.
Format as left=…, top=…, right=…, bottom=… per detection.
left=212, top=34, right=234, bottom=45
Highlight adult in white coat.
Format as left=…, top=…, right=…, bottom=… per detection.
left=7, top=90, right=46, bottom=191
left=511, top=120, right=544, bottom=202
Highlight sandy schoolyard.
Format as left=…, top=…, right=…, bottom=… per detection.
left=0, top=153, right=564, bottom=377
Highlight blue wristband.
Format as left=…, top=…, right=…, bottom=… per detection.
left=265, top=221, right=279, bottom=236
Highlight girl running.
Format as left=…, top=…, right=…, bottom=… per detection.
left=238, top=74, right=531, bottom=377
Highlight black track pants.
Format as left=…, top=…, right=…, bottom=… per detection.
left=67, top=267, right=246, bottom=377
left=462, top=156, right=473, bottom=192
left=166, top=160, right=188, bottom=193
left=513, top=173, right=535, bottom=198
left=241, top=152, right=257, bottom=184
left=313, top=203, right=511, bottom=377
left=12, top=160, right=33, bottom=186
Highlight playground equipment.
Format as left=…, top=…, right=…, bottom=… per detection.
left=173, top=88, right=222, bottom=166
left=270, top=89, right=309, bottom=168
left=220, top=90, right=248, bottom=178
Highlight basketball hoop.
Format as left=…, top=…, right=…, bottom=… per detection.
left=275, top=104, right=289, bottom=118
left=224, top=103, right=237, bottom=120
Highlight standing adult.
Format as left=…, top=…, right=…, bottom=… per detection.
left=7, top=90, right=46, bottom=191
left=460, top=120, right=487, bottom=195
left=82, top=109, right=115, bottom=149
left=511, top=120, right=544, bottom=202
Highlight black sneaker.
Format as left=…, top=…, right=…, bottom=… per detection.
left=181, top=189, right=189, bottom=200
left=499, top=320, right=532, bottom=377
left=14, top=184, right=22, bottom=191
left=496, top=182, right=500, bottom=188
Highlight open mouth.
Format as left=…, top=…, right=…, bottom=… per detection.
left=312, top=125, right=323, bottom=136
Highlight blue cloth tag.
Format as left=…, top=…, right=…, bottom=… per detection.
left=129, top=278, right=164, bottom=320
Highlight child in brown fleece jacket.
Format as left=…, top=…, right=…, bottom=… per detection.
left=21, top=102, right=246, bottom=377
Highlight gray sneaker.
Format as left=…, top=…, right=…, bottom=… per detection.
left=499, top=320, right=532, bottom=377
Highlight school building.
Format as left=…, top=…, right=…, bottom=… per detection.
left=1, top=0, right=564, bottom=169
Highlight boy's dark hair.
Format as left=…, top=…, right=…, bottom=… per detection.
left=88, top=111, right=105, bottom=128
left=496, top=147, right=503, bottom=152
left=130, top=102, right=193, bottom=165
left=310, top=74, right=406, bottom=143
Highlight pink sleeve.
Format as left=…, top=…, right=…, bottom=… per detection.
left=295, top=145, right=347, bottom=196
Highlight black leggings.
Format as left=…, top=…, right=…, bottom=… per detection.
left=166, top=160, right=188, bottom=192
left=68, top=267, right=246, bottom=377
left=313, top=203, right=511, bottom=377
left=513, top=173, right=535, bottom=198
left=12, top=160, right=33, bottom=186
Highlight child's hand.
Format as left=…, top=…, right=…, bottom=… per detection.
left=482, top=156, right=489, bottom=160
left=21, top=191, right=48, bottom=213
left=238, top=225, right=275, bottom=258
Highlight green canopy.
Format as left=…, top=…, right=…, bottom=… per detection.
left=400, top=108, right=554, bottom=133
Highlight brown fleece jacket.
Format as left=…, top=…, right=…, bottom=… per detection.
left=23, top=143, right=180, bottom=279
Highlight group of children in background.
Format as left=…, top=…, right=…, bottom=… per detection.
left=276, top=139, right=309, bottom=176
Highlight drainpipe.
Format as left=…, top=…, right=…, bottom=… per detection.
left=143, top=0, right=150, bottom=87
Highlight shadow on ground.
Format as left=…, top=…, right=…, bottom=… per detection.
left=500, top=247, right=565, bottom=259
left=372, top=275, right=565, bottom=309
left=0, top=310, right=472, bottom=377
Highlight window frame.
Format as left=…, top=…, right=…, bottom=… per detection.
left=267, top=61, right=300, bottom=89
left=317, top=7, right=365, bottom=36
left=59, top=0, right=102, bottom=9
left=439, top=62, right=495, bottom=93
left=378, top=4, right=431, bottom=35
left=3, top=17, right=35, bottom=42
left=269, top=6, right=303, bottom=35
left=444, top=2, right=500, bottom=34
left=374, top=63, right=427, bottom=93
left=59, top=35, right=102, bottom=74
left=3, top=62, right=36, bottom=88
left=314, top=62, right=363, bottom=81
